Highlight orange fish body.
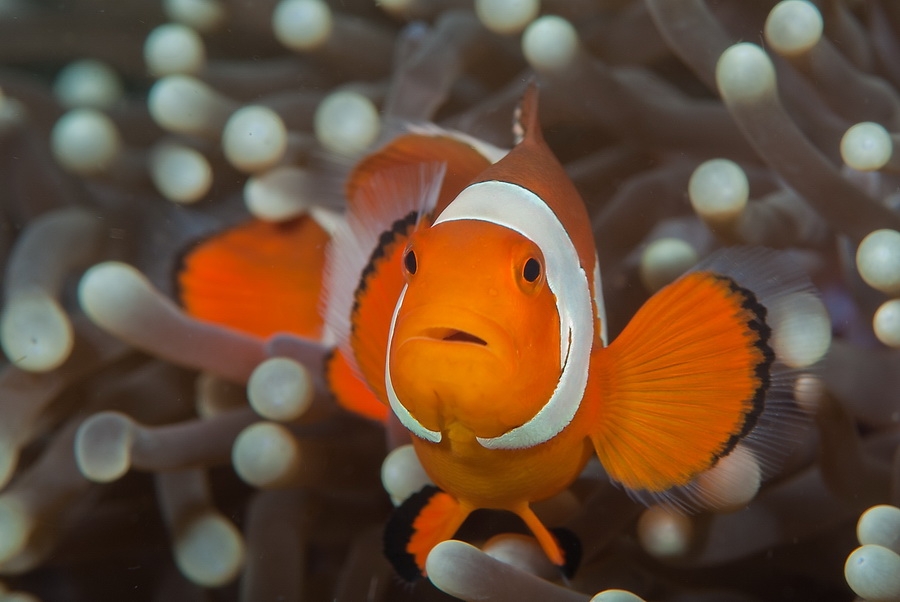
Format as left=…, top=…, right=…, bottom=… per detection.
left=325, top=84, right=820, bottom=579
left=177, top=216, right=330, bottom=341
left=374, top=91, right=607, bottom=571
left=175, top=84, right=821, bottom=581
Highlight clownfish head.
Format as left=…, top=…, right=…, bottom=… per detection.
left=384, top=83, right=603, bottom=450
left=387, top=216, right=562, bottom=442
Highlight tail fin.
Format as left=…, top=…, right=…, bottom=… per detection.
left=176, top=217, right=329, bottom=340
left=589, top=247, right=828, bottom=510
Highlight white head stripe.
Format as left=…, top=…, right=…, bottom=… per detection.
left=433, top=180, right=594, bottom=449
left=593, top=254, right=608, bottom=346
left=385, top=285, right=442, bottom=443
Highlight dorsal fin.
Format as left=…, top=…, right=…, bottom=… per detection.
left=346, top=130, right=498, bottom=215
left=512, top=79, right=543, bottom=147
left=468, top=82, right=596, bottom=275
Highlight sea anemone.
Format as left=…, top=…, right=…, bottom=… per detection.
left=0, top=0, right=898, bottom=600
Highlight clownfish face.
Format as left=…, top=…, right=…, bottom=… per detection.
left=387, top=219, right=561, bottom=442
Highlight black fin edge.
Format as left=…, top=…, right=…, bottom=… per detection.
left=550, top=527, right=582, bottom=579
left=383, top=484, right=442, bottom=582
left=710, top=274, right=775, bottom=463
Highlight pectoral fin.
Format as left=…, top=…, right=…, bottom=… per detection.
left=589, top=247, right=824, bottom=509
left=177, top=216, right=329, bottom=340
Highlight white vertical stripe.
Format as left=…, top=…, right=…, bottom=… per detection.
left=384, top=285, right=443, bottom=443
left=593, top=254, right=608, bottom=346
left=433, top=180, right=594, bottom=449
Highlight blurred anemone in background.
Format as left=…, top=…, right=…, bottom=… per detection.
left=0, top=0, right=899, bottom=600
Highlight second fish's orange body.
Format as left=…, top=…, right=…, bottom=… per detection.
left=320, top=84, right=820, bottom=579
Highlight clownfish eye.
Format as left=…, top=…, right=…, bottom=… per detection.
left=404, top=249, right=417, bottom=275
left=523, top=257, right=541, bottom=282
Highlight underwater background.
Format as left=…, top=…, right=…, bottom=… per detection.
left=0, top=0, right=898, bottom=600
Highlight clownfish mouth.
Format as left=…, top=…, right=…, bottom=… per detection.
left=425, top=328, right=488, bottom=346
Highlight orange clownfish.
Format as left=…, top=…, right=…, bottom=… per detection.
left=175, top=83, right=820, bottom=582
left=322, top=83, right=819, bottom=580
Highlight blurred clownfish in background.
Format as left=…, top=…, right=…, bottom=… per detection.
left=176, top=83, right=825, bottom=581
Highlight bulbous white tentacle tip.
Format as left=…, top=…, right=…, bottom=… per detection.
left=77, top=261, right=155, bottom=334
left=0, top=294, right=74, bottom=372
left=174, top=512, right=246, bottom=587
left=716, top=43, right=777, bottom=104
left=845, top=544, right=900, bottom=601
left=637, top=505, right=692, bottom=558
left=639, top=238, right=698, bottom=293
left=247, top=356, right=314, bottom=421
left=522, top=15, right=579, bottom=73
left=475, top=0, right=540, bottom=35
left=764, top=0, right=823, bottom=56
left=857, top=229, right=900, bottom=295
left=313, top=91, right=380, bottom=156
left=222, top=105, right=288, bottom=173
left=150, top=143, right=213, bottom=204
left=144, top=23, right=207, bottom=76
left=689, top=158, right=749, bottom=220
left=148, top=75, right=201, bottom=131
left=874, top=299, right=900, bottom=348
left=695, top=444, right=761, bottom=512
left=74, top=412, right=135, bottom=483
left=272, top=0, right=333, bottom=51
left=53, top=59, right=123, bottom=109
left=423, top=540, right=480, bottom=594
left=857, top=505, right=900, bottom=553
left=50, top=108, right=121, bottom=175
left=231, top=421, right=299, bottom=488
left=244, top=166, right=310, bottom=221
left=841, top=122, right=893, bottom=171
left=769, top=291, right=832, bottom=369
left=381, top=444, right=432, bottom=506
left=148, top=75, right=233, bottom=135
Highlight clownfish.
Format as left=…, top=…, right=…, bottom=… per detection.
left=322, top=83, right=820, bottom=580
left=175, top=83, right=822, bottom=581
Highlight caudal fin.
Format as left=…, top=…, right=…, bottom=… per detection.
left=589, top=247, right=828, bottom=510
left=177, top=216, right=329, bottom=340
